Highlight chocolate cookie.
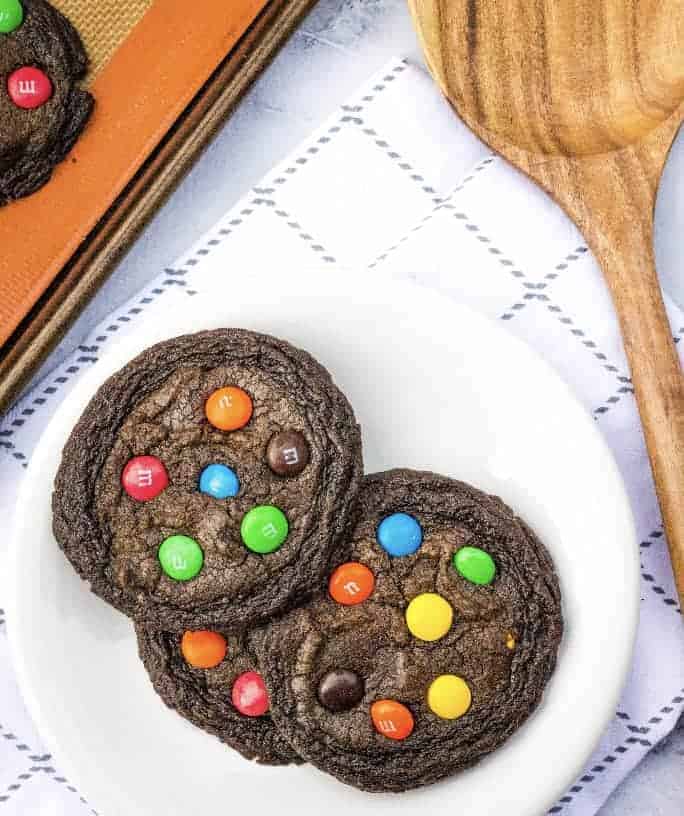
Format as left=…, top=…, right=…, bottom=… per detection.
left=0, top=0, right=94, bottom=206
left=53, top=329, right=363, bottom=631
left=252, top=469, right=563, bottom=793
left=136, top=624, right=301, bottom=765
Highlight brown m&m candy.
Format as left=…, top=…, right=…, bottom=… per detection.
left=266, top=430, right=310, bottom=476
left=317, top=669, right=365, bottom=713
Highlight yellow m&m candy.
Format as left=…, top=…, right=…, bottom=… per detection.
left=405, top=593, right=453, bottom=642
left=427, top=675, right=472, bottom=720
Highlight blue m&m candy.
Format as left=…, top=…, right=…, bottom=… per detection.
left=377, top=513, right=423, bottom=557
left=199, top=464, right=240, bottom=499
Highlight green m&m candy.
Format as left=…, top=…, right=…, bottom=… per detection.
left=159, top=535, right=204, bottom=581
left=0, top=0, right=24, bottom=34
left=241, top=505, right=288, bottom=554
left=453, top=546, right=496, bottom=586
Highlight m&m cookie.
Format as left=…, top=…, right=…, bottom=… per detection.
left=252, top=470, right=563, bottom=793
left=0, top=0, right=94, bottom=206
left=135, top=624, right=299, bottom=765
left=53, top=329, right=363, bottom=631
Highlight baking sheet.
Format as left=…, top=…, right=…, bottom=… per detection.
left=0, top=0, right=317, bottom=411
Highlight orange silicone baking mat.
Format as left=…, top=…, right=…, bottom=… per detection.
left=0, top=0, right=269, bottom=348
left=51, top=0, right=154, bottom=79
left=55, top=0, right=153, bottom=80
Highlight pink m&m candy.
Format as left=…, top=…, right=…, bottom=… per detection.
left=232, top=671, right=269, bottom=717
left=121, top=456, right=169, bottom=501
left=8, top=67, right=53, bottom=110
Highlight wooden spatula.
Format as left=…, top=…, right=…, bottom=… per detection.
left=408, top=0, right=684, bottom=607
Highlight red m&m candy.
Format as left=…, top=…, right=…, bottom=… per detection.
left=8, top=67, right=53, bottom=110
left=121, top=456, right=169, bottom=501
left=232, top=671, right=269, bottom=717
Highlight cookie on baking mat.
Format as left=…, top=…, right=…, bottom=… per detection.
left=0, top=0, right=94, bottom=205
left=252, top=469, right=563, bottom=792
left=53, top=329, right=363, bottom=631
left=136, top=623, right=301, bottom=765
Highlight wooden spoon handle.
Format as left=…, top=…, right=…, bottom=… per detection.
left=600, top=230, right=684, bottom=608
left=526, top=132, right=684, bottom=610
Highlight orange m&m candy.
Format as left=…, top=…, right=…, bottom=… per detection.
left=205, top=387, right=253, bottom=431
left=371, top=700, right=414, bottom=740
left=181, top=630, right=227, bottom=669
left=329, top=562, right=375, bottom=605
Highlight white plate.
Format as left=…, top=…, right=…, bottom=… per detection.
left=6, top=269, right=638, bottom=816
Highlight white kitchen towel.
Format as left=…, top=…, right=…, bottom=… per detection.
left=1, top=58, right=683, bottom=816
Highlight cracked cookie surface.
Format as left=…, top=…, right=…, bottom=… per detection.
left=53, top=329, right=363, bottom=631
left=252, top=469, right=563, bottom=792
left=0, top=0, right=93, bottom=205
left=136, top=623, right=301, bottom=765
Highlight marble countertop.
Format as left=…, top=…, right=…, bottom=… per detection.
left=27, top=2, right=684, bottom=812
